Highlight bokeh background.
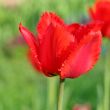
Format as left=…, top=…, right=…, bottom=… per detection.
left=0, top=0, right=107, bottom=110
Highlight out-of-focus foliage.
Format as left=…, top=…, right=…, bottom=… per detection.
left=0, top=0, right=105, bottom=110
left=0, top=0, right=89, bottom=45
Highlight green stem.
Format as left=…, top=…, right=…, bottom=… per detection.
left=103, top=43, right=110, bottom=110
left=97, top=85, right=103, bottom=110
left=47, top=77, right=57, bottom=110
left=57, top=78, right=65, bottom=110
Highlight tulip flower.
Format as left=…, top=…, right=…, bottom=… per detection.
left=19, top=12, right=102, bottom=110
left=19, top=12, right=102, bottom=79
left=89, top=0, right=110, bottom=38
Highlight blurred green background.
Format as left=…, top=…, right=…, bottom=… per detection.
left=0, top=0, right=107, bottom=110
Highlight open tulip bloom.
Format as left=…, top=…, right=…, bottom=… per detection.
left=19, top=12, right=102, bottom=110
left=89, top=0, right=110, bottom=38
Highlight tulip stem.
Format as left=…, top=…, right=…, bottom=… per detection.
left=103, top=39, right=110, bottom=110
left=47, top=77, right=57, bottom=110
left=103, top=43, right=110, bottom=110
left=57, top=78, right=65, bottom=110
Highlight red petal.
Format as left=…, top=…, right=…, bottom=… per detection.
left=95, top=1, right=110, bottom=21
left=19, top=23, right=42, bottom=71
left=60, top=30, right=102, bottom=79
left=19, top=23, right=37, bottom=49
left=38, top=23, right=74, bottom=75
left=67, top=23, right=80, bottom=34
left=86, top=22, right=103, bottom=33
left=37, top=12, right=65, bottom=36
left=74, top=22, right=103, bottom=43
left=28, top=51, right=41, bottom=71
left=102, top=22, right=110, bottom=38
left=90, top=1, right=110, bottom=21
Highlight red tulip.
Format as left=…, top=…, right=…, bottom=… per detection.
left=89, top=0, right=110, bottom=38
left=19, top=12, right=102, bottom=79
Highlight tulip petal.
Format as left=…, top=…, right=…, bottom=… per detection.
left=96, top=1, right=110, bottom=21
left=60, top=31, right=102, bottom=79
left=89, top=1, right=110, bottom=38
left=73, top=22, right=103, bottom=43
left=67, top=23, right=80, bottom=34
left=90, top=1, right=110, bottom=21
left=19, top=23, right=42, bottom=71
left=102, top=22, right=110, bottom=38
left=37, top=12, right=65, bottom=36
left=38, top=23, right=74, bottom=75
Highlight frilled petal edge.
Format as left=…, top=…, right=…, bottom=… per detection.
left=19, top=23, right=42, bottom=71
left=67, top=23, right=80, bottom=34
left=60, top=31, right=102, bottom=79
left=37, top=12, right=65, bottom=36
